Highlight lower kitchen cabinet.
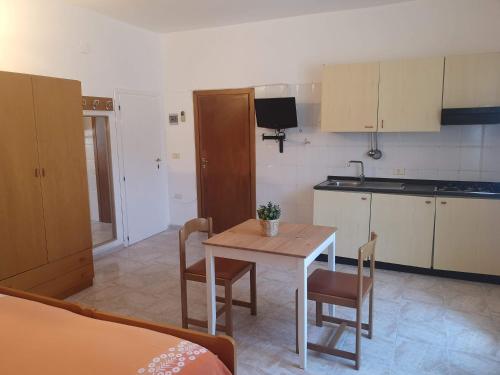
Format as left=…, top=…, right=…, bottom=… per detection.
left=370, top=194, right=435, bottom=268
left=313, top=190, right=371, bottom=258
left=434, top=197, right=500, bottom=276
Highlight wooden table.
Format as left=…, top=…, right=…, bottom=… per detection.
left=203, top=219, right=337, bottom=370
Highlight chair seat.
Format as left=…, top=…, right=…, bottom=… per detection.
left=308, top=269, right=372, bottom=301
left=186, top=258, right=252, bottom=280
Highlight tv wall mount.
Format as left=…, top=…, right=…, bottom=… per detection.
left=262, top=129, right=286, bottom=153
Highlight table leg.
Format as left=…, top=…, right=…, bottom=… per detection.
left=297, top=259, right=307, bottom=370
left=327, top=234, right=336, bottom=316
left=206, top=247, right=216, bottom=335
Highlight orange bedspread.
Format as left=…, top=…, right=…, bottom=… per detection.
left=0, top=294, right=231, bottom=375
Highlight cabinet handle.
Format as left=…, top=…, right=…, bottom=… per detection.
left=364, top=125, right=374, bottom=129
left=34, top=168, right=39, bottom=177
left=381, top=119, right=384, bottom=129
left=361, top=197, right=368, bottom=200
left=425, top=200, right=432, bottom=204
left=440, top=201, right=447, bottom=205
left=41, top=168, right=46, bottom=177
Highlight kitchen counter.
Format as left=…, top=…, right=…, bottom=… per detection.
left=314, top=176, right=500, bottom=199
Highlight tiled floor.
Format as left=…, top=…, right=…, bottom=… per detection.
left=67, top=230, right=500, bottom=375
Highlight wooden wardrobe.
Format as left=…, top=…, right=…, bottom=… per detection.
left=0, top=71, right=94, bottom=298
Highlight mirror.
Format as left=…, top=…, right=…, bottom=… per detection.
left=83, top=116, right=116, bottom=247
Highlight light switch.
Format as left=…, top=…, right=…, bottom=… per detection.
left=180, top=111, right=186, bottom=122
left=174, top=193, right=183, bottom=200
left=172, top=152, right=181, bottom=159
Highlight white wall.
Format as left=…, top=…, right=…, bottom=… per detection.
left=0, top=0, right=164, bottom=96
left=162, top=0, right=500, bottom=225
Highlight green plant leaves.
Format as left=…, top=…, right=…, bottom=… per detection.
left=257, top=201, right=281, bottom=220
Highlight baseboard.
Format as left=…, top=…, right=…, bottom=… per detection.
left=315, top=254, right=500, bottom=285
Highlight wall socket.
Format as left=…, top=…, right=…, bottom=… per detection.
left=393, top=168, right=406, bottom=176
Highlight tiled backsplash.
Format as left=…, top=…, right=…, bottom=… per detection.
left=255, top=83, right=500, bottom=223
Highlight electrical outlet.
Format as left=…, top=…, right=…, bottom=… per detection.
left=174, top=193, right=183, bottom=200
left=392, top=168, right=406, bottom=176
left=171, top=152, right=180, bottom=159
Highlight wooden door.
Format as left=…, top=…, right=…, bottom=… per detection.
left=92, top=117, right=113, bottom=223
left=194, top=89, right=256, bottom=233
left=32, top=76, right=92, bottom=261
left=313, top=190, right=371, bottom=258
left=443, top=52, right=500, bottom=108
left=0, top=71, right=47, bottom=279
left=378, top=57, right=444, bottom=132
left=434, top=197, right=500, bottom=276
left=370, top=194, right=435, bottom=268
left=321, top=62, right=379, bottom=132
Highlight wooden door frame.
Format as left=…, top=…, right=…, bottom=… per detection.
left=193, top=88, right=256, bottom=220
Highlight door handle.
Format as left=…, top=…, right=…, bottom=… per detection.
left=201, top=157, right=208, bottom=169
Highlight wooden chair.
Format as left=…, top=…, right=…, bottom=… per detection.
left=179, top=217, right=257, bottom=336
left=296, top=232, right=377, bottom=370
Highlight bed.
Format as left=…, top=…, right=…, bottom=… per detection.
left=0, top=286, right=236, bottom=375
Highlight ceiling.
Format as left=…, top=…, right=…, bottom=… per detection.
left=64, top=0, right=412, bottom=33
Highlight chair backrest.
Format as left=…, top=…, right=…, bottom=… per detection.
left=179, top=217, right=214, bottom=274
left=356, top=232, right=377, bottom=303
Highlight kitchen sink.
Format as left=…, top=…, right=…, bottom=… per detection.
left=328, top=180, right=363, bottom=187
left=327, top=180, right=405, bottom=190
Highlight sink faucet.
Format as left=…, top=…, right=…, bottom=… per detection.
left=348, top=160, right=365, bottom=184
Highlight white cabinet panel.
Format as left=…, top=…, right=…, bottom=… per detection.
left=434, top=197, right=500, bottom=276
left=378, top=57, right=444, bottom=132
left=313, top=190, right=371, bottom=258
left=370, top=194, right=435, bottom=268
left=321, top=63, right=379, bottom=132
left=444, top=53, right=500, bottom=108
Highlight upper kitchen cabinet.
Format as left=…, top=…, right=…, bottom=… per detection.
left=443, top=52, right=500, bottom=108
left=378, top=57, right=444, bottom=132
left=321, top=62, right=379, bottom=132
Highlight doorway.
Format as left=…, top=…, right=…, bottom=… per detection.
left=194, top=88, right=256, bottom=233
left=83, top=116, right=116, bottom=247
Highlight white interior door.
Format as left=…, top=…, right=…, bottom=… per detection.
left=117, top=91, right=169, bottom=245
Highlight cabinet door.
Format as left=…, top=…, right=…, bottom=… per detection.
left=32, top=76, right=92, bottom=261
left=434, top=197, right=500, bottom=276
left=443, top=53, right=500, bottom=108
left=378, top=57, right=444, bottom=132
left=313, top=190, right=371, bottom=258
left=321, top=63, right=379, bottom=132
left=0, top=72, right=47, bottom=279
left=370, top=194, right=435, bottom=268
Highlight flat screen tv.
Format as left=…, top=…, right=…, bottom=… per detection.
left=254, top=97, right=298, bottom=130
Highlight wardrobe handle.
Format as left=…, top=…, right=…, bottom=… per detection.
left=41, top=168, right=46, bottom=177
left=35, top=168, right=39, bottom=177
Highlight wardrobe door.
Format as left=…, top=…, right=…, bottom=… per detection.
left=0, top=71, right=47, bottom=279
left=32, top=76, right=92, bottom=261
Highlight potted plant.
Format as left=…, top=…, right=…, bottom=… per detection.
left=257, top=201, right=281, bottom=237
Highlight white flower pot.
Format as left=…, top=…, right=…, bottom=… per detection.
left=260, top=219, right=280, bottom=237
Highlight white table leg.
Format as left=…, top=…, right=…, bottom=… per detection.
left=327, top=234, right=336, bottom=316
left=297, top=259, right=307, bottom=370
left=205, top=246, right=216, bottom=335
